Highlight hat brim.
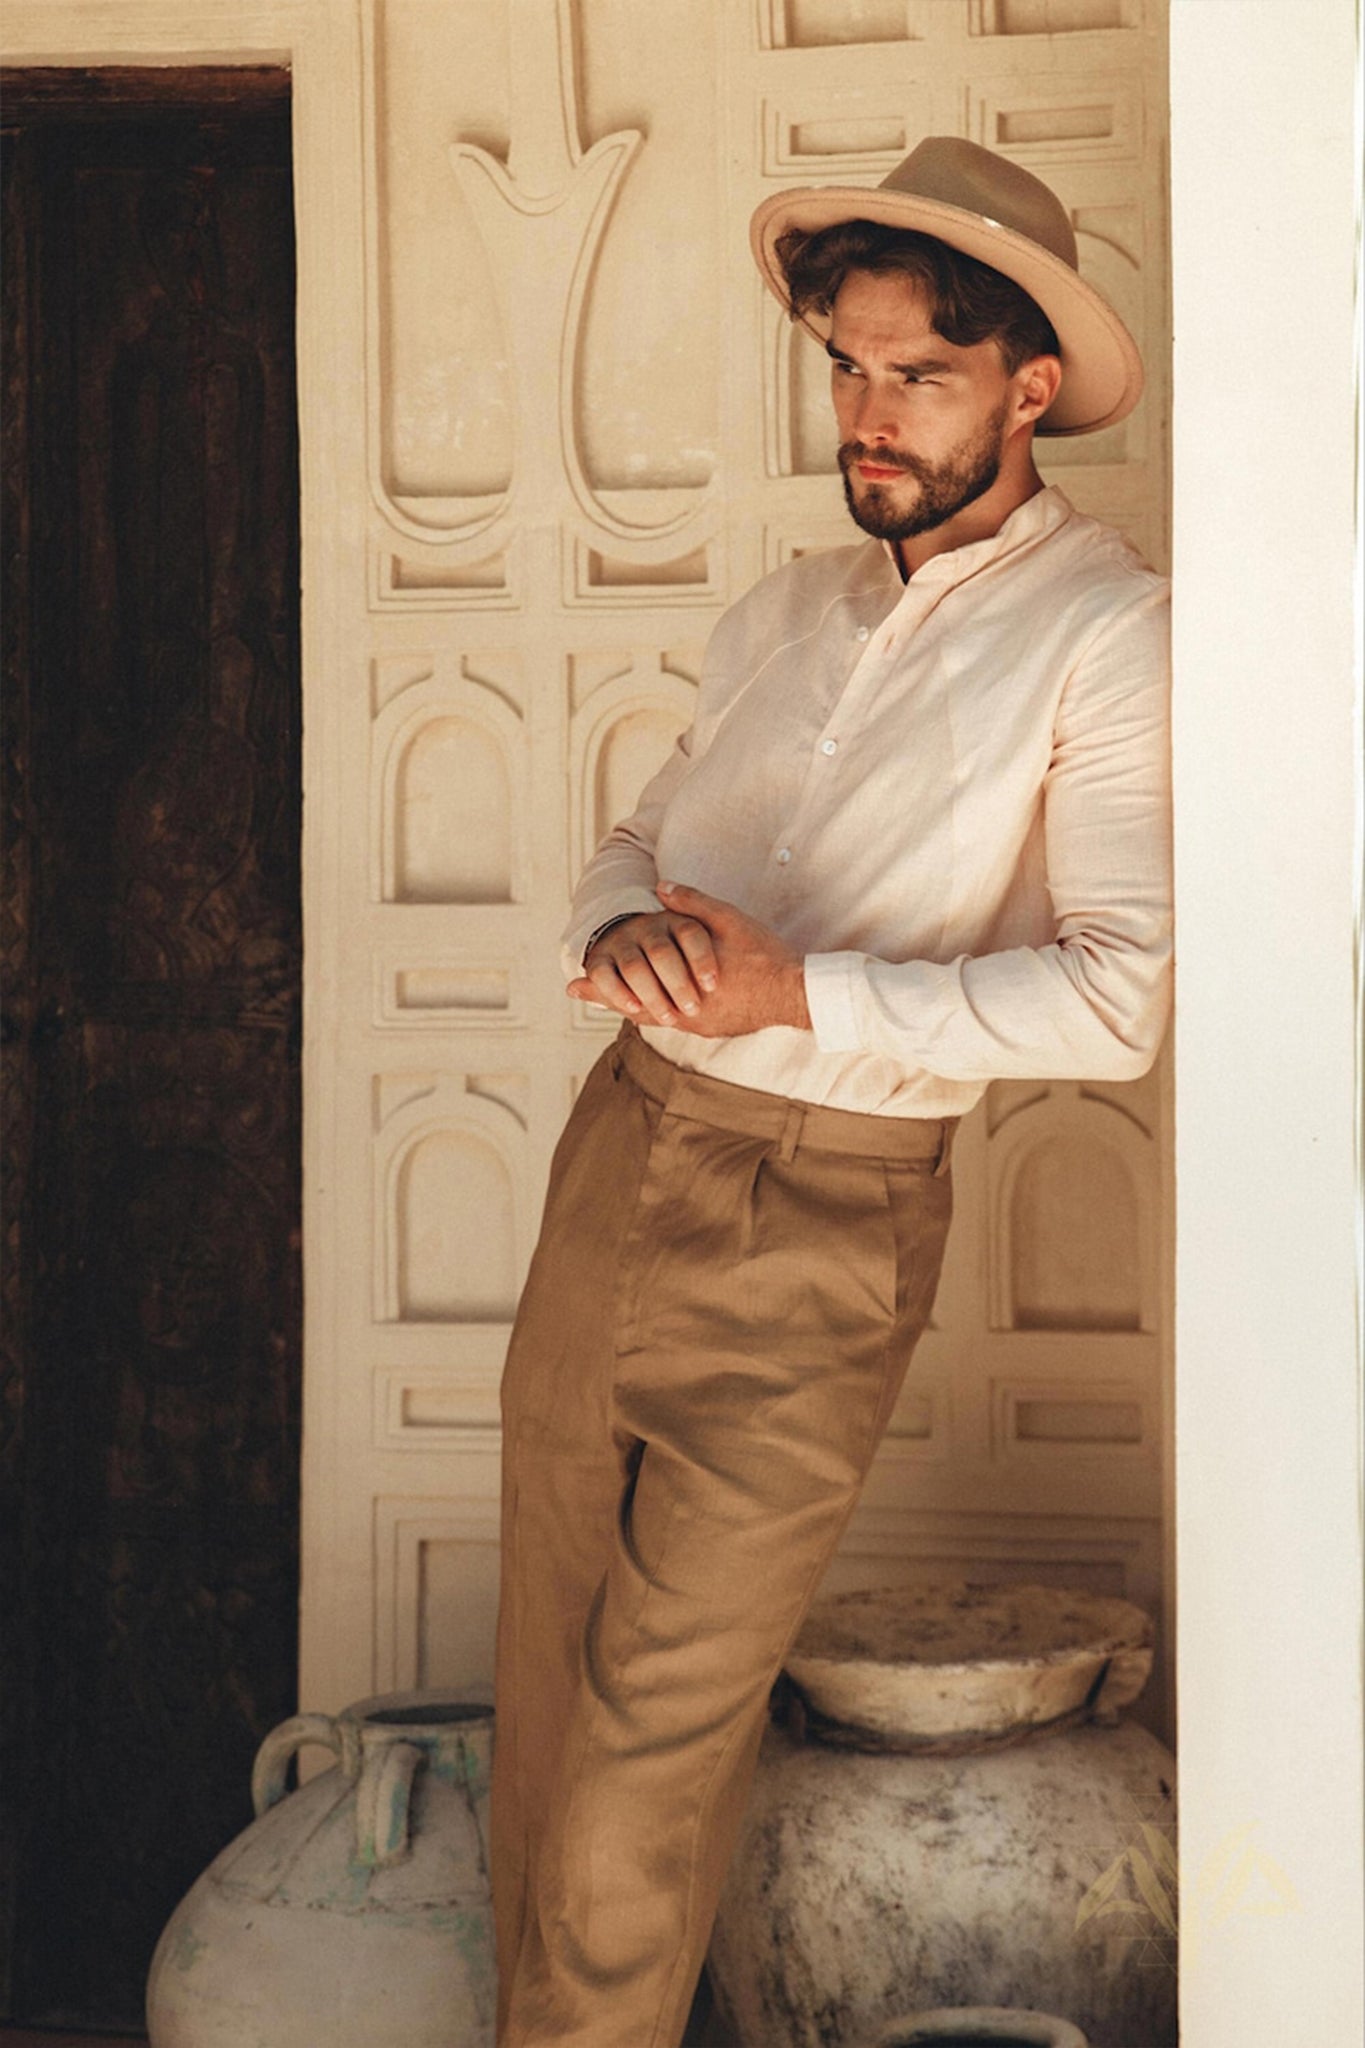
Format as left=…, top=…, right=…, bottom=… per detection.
left=750, top=185, right=1143, bottom=437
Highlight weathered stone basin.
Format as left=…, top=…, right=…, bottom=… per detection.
left=785, top=1582, right=1154, bottom=1750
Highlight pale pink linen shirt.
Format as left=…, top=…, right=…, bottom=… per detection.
left=562, top=485, right=1172, bottom=1120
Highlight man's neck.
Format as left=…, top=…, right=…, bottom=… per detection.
left=894, top=463, right=1048, bottom=580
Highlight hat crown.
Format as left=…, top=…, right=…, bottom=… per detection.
left=879, top=136, right=1078, bottom=272
left=748, top=133, right=1143, bottom=435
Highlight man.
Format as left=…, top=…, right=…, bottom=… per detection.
left=491, top=137, right=1171, bottom=2047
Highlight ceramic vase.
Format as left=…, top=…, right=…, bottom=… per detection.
left=146, top=1690, right=495, bottom=2047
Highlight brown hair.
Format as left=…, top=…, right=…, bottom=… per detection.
left=775, top=220, right=1060, bottom=373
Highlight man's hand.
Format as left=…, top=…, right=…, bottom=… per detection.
left=571, top=903, right=720, bottom=1028
left=567, top=881, right=810, bottom=1037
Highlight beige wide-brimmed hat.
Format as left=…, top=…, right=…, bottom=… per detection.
left=750, top=135, right=1142, bottom=437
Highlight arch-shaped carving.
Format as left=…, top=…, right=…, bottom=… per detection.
left=1009, top=1131, right=1141, bottom=1330
left=593, top=707, right=686, bottom=849
left=375, top=1082, right=525, bottom=1324
left=790, top=324, right=841, bottom=477
left=373, top=673, right=526, bottom=906
left=988, top=1086, right=1157, bottom=1333
left=394, top=716, right=512, bottom=904
left=396, top=1129, right=517, bottom=1322
left=568, top=658, right=697, bottom=873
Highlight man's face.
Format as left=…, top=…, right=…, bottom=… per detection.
left=827, top=268, right=1017, bottom=544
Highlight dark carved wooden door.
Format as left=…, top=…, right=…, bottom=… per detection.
left=1, top=70, right=301, bottom=2029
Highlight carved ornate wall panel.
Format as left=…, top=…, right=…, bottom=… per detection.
left=312, top=0, right=1172, bottom=1733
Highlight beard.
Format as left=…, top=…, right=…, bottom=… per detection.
left=838, top=400, right=1010, bottom=542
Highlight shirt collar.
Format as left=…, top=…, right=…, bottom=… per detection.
left=879, top=483, right=1074, bottom=589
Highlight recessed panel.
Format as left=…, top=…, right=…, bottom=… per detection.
left=979, top=0, right=1131, bottom=31
left=574, top=0, right=718, bottom=493
left=397, top=967, right=510, bottom=1013
left=1010, top=1134, right=1141, bottom=1331
left=377, top=957, right=524, bottom=1030
left=374, top=0, right=513, bottom=499
left=999, top=105, right=1112, bottom=146
left=594, top=708, right=685, bottom=845
left=417, top=1535, right=501, bottom=1691
left=1015, top=1397, right=1143, bottom=1443
left=586, top=547, right=710, bottom=589
left=791, top=115, right=907, bottom=158
left=790, top=332, right=841, bottom=477
left=381, top=550, right=513, bottom=607
left=394, top=716, right=513, bottom=904
left=397, top=1130, right=518, bottom=1322
left=782, top=0, right=917, bottom=47
left=886, top=1388, right=934, bottom=1441
left=569, top=539, right=719, bottom=607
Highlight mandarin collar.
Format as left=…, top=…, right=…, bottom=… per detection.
left=878, top=484, right=1074, bottom=590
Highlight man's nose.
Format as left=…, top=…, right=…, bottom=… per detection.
left=852, top=383, right=899, bottom=444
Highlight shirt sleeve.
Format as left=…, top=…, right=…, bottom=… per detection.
left=558, top=563, right=787, bottom=980
left=803, top=585, right=1173, bottom=1082
left=559, top=734, right=693, bottom=982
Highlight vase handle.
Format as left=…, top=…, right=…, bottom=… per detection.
left=354, top=1738, right=423, bottom=1868
left=251, top=1712, right=344, bottom=1817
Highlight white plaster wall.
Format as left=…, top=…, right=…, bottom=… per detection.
left=1169, top=0, right=1363, bottom=2036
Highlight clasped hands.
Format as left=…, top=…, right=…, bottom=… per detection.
left=567, top=880, right=811, bottom=1038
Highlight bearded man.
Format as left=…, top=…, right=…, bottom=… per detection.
left=491, top=136, right=1172, bottom=2048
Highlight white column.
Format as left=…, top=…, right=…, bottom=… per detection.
left=1170, top=3, right=1363, bottom=2042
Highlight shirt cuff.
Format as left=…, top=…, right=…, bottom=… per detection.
left=560, top=888, right=665, bottom=985
left=803, top=952, right=867, bottom=1053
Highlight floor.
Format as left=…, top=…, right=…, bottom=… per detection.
left=0, top=1972, right=736, bottom=2046
left=0, top=2036, right=147, bottom=2046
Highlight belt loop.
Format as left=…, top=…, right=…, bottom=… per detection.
left=933, top=1118, right=957, bottom=1178
left=777, top=1102, right=805, bottom=1163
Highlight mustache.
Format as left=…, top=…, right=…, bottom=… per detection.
left=838, top=441, right=923, bottom=477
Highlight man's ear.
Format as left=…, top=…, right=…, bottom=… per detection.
left=1013, top=353, right=1064, bottom=428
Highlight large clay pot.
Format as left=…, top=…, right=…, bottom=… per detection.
left=146, top=1691, right=495, bottom=2047
left=708, top=1584, right=1177, bottom=2048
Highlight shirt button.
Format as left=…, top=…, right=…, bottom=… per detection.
left=854, top=625, right=870, bottom=642
left=776, top=847, right=792, bottom=864
left=820, top=738, right=838, bottom=756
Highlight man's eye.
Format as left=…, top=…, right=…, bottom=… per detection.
left=832, top=360, right=862, bottom=377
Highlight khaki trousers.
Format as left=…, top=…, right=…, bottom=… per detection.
left=492, top=1029, right=955, bottom=2047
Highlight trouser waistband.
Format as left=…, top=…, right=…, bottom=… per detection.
left=610, top=1027, right=957, bottom=1174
